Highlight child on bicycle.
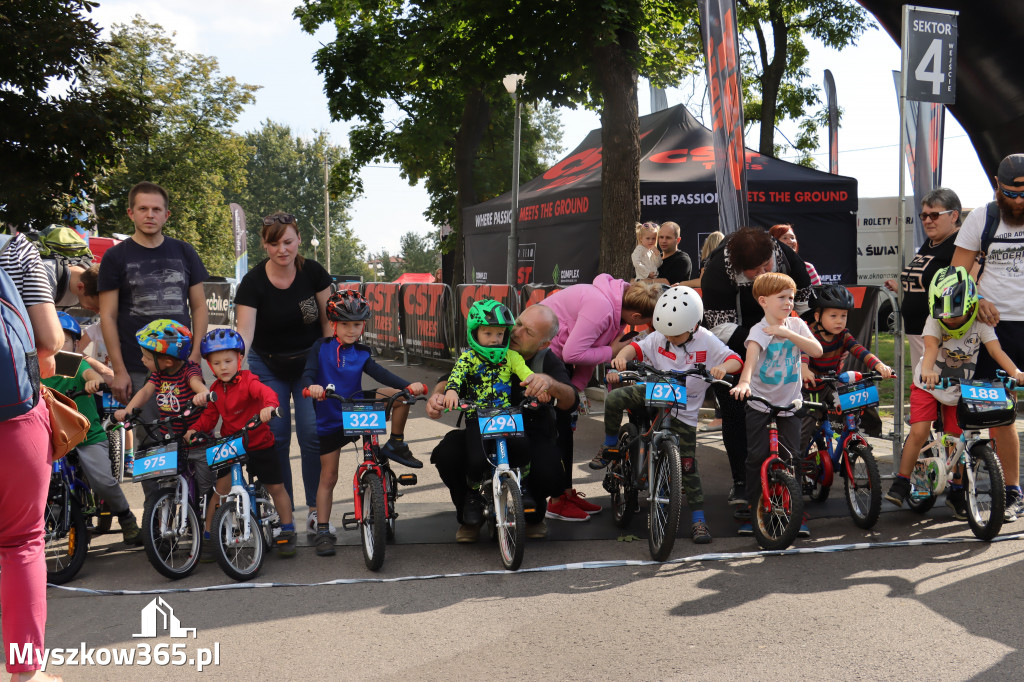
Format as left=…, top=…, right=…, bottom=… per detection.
left=885, top=266, right=1024, bottom=517
left=730, top=272, right=823, bottom=537
left=303, top=290, right=427, bottom=557
left=185, top=329, right=297, bottom=559
left=43, top=312, right=142, bottom=545
left=800, top=284, right=894, bottom=452
left=593, top=286, right=742, bottom=544
left=114, top=319, right=213, bottom=503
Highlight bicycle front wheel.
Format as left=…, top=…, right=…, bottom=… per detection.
left=142, top=488, right=200, bottom=580
left=361, top=472, right=387, bottom=571
left=45, top=491, right=88, bottom=584
left=844, top=442, right=881, bottom=529
left=965, top=444, right=1005, bottom=541
left=752, top=468, right=803, bottom=551
left=212, top=503, right=264, bottom=581
left=496, top=474, right=526, bottom=571
left=648, top=440, right=683, bottom=561
left=107, top=426, right=124, bottom=483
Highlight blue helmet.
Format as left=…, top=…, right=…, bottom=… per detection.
left=57, top=311, right=81, bottom=339
left=200, top=328, right=246, bottom=357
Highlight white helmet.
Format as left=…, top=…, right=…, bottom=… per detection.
left=652, top=286, right=703, bottom=337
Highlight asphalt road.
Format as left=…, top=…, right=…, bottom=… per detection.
left=22, top=356, right=1024, bottom=680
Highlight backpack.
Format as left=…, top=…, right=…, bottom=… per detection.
left=0, top=266, right=41, bottom=421
left=975, top=201, right=1002, bottom=281
left=1, top=227, right=94, bottom=305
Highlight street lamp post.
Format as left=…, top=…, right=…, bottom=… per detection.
left=503, top=73, right=525, bottom=287
left=310, top=236, right=320, bottom=262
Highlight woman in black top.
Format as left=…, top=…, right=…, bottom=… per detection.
left=885, top=188, right=962, bottom=373
left=235, top=212, right=332, bottom=533
left=700, top=226, right=812, bottom=505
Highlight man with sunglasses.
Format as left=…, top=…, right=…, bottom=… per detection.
left=98, top=181, right=209, bottom=407
left=951, top=153, right=1024, bottom=519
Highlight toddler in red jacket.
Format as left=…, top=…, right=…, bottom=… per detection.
left=186, top=329, right=296, bottom=559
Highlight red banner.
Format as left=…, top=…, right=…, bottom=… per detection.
left=520, top=284, right=564, bottom=311
left=400, top=284, right=452, bottom=359
left=360, top=282, right=400, bottom=348
left=455, top=285, right=518, bottom=355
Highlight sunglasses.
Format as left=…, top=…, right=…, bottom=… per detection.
left=262, top=214, right=296, bottom=226
left=919, top=210, right=954, bottom=222
left=1001, top=188, right=1024, bottom=199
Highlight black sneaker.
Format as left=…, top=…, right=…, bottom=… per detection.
left=691, top=520, right=712, bottom=544
left=727, top=483, right=746, bottom=506
left=200, top=536, right=216, bottom=564
left=315, top=530, right=336, bottom=557
left=733, top=505, right=751, bottom=521
left=946, top=488, right=967, bottom=521
left=886, top=477, right=911, bottom=507
left=462, top=491, right=485, bottom=526
left=380, top=439, right=423, bottom=468
left=589, top=445, right=622, bottom=470
left=1003, top=489, right=1021, bottom=523
left=276, top=529, right=297, bottom=558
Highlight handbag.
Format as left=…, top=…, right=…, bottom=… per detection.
left=256, top=349, right=309, bottom=381
left=40, top=386, right=91, bottom=460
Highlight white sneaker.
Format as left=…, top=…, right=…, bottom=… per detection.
left=306, top=509, right=336, bottom=536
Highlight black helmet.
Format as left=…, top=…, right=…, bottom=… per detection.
left=810, top=284, right=854, bottom=311
left=326, top=289, right=371, bottom=322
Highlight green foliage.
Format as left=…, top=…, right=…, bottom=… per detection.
left=224, top=120, right=363, bottom=276
left=85, top=16, right=258, bottom=276
left=0, top=0, right=147, bottom=227
left=369, top=249, right=403, bottom=282
left=399, top=231, right=439, bottom=275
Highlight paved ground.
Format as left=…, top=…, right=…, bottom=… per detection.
left=17, top=356, right=1024, bottom=680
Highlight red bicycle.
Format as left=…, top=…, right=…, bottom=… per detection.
left=303, top=385, right=421, bottom=570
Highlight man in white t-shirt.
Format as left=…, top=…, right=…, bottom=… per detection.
left=951, top=152, right=1024, bottom=515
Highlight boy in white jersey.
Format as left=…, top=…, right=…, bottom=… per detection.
left=590, top=286, right=742, bottom=544
left=730, top=272, right=823, bottom=537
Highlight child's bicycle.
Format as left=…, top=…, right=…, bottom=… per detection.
left=124, top=406, right=206, bottom=580
left=902, top=371, right=1013, bottom=541
left=799, top=370, right=887, bottom=529
left=602, top=361, right=732, bottom=561
left=302, top=385, right=422, bottom=571
left=190, top=409, right=283, bottom=581
left=744, top=394, right=825, bottom=550
left=452, top=397, right=542, bottom=571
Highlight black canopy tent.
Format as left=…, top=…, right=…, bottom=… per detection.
left=463, top=104, right=858, bottom=286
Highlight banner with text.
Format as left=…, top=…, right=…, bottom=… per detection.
left=229, top=203, right=247, bottom=283
left=824, top=69, right=839, bottom=175
left=520, top=284, right=565, bottom=311
left=454, top=285, right=519, bottom=356
left=904, top=6, right=958, bottom=104
left=360, top=282, right=401, bottom=349
left=399, top=284, right=452, bottom=359
left=203, top=281, right=234, bottom=326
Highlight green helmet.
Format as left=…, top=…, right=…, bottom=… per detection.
left=928, top=265, right=979, bottom=339
left=467, top=299, right=515, bottom=364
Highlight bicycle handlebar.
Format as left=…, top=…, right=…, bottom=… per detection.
left=743, top=394, right=824, bottom=415
left=937, top=371, right=1023, bottom=391
left=617, top=360, right=736, bottom=391
left=304, top=384, right=425, bottom=411
left=449, top=396, right=542, bottom=413
left=188, top=408, right=281, bottom=446
left=815, top=370, right=893, bottom=385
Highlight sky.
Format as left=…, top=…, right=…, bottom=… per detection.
left=89, top=1, right=995, bottom=255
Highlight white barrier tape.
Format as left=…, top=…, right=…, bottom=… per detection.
left=48, top=531, right=1024, bottom=597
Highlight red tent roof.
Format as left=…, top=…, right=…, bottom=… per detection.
left=393, top=272, right=436, bottom=284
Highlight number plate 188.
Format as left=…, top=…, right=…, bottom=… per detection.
left=960, top=383, right=1006, bottom=404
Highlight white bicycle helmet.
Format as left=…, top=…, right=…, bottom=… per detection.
left=652, top=286, right=704, bottom=337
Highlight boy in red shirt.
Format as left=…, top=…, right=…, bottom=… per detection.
left=186, top=329, right=296, bottom=558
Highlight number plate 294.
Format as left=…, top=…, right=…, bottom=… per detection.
left=479, top=412, right=525, bottom=439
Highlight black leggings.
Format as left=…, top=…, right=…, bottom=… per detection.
left=714, top=383, right=748, bottom=486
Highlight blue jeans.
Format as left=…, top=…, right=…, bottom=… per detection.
left=247, top=352, right=321, bottom=509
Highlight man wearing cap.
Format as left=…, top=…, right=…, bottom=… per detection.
left=951, top=153, right=1024, bottom=519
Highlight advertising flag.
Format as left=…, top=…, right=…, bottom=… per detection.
left=824, top=69, right=839, bottom=175
left=229, top=203, right=248, bottom=282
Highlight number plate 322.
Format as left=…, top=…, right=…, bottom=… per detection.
left=342, top=406, right=386, bottom=434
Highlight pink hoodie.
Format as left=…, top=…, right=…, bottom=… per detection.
left=539, top=273, right=629, bottom=390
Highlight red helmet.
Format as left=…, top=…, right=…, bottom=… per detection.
left=326, top=289, right=371, bottom=322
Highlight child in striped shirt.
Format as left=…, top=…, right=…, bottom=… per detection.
left=800, top=285, right=893, bottom=450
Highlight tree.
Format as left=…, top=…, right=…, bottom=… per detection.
left=0, top=0, right=146, bottom=227
left=399, top=231, right=439, bottom=275
left=85, top=16, right=258, bottom=275
left=369, top=250, right=403, bottom=282
left=225, top=120, right=365, bottom=276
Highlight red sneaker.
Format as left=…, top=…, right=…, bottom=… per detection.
left=545, top=494, right=590, bottom=522
left=566, top=488, right=602, bottom=515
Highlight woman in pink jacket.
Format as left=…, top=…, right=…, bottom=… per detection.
left=539, top=274, right=662, bottom=521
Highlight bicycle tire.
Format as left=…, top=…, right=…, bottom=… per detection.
left=751, top=468, right=803, bottom=551
left=965, top=444, right=1005, bottom=541
left=802, top=448, right=831, bottom=503
left=212, top=503, right=264, bottom=581
left=385, top=467, right=397, bottom=542
left=496, top=474, right=526, bottom=571
left=45, top=492, right=88, bottom=584
left=647, top=440, right=683, bottom=561
left=107, top=426, right=124, bottom=483
left=361, top=473, right=387, bottom=571
left=610, top=423, right=638, bottom=529
left=903, top=434, right=938, bottom=513
left=141, top=488, right=201, bottom=580
left=844, top=442, right=882, bottom=529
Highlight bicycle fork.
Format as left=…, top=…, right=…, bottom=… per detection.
left=225, top=464, right=253, bottom=542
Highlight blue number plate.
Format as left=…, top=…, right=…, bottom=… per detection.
left=644, top=380, right=686, bottom=407
left=838, top=382, right=879, bottom=412
left=479, top=411, right=525, bottom=439
left=960, top=382, right=1007, bottom=404
left=132, top=442, right=179, bottom=481
left=206, top=436, right=246, bottom=467
left=342, top=404, right=387, bottom=435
